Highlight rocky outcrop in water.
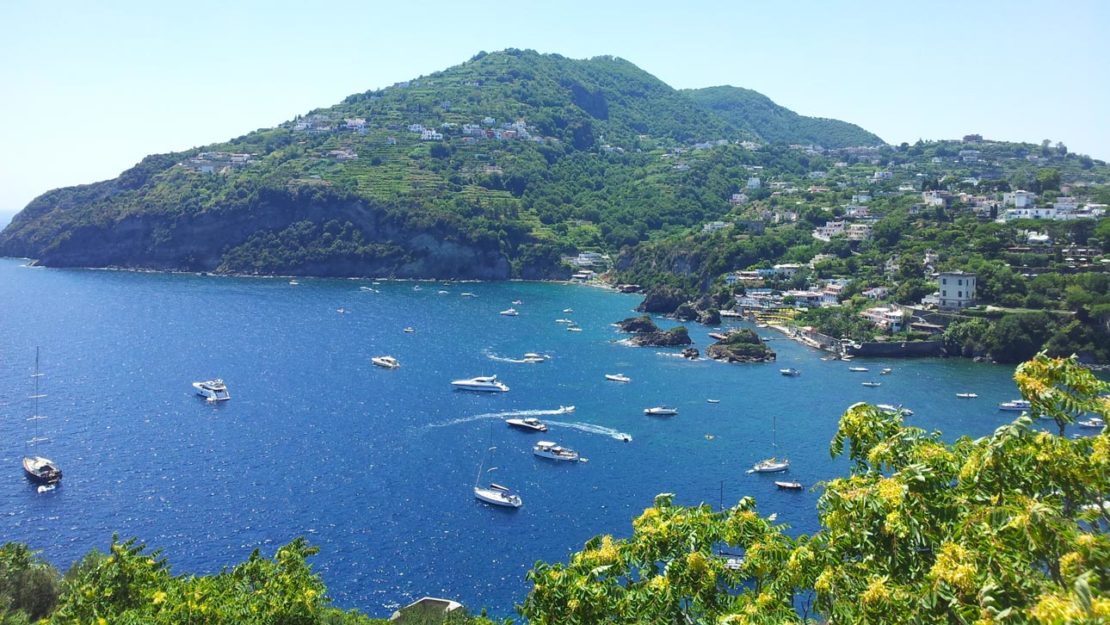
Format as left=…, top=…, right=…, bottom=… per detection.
left=707, top=329, right=775, bottom=363
left=616, top=315, right=693, bottom=347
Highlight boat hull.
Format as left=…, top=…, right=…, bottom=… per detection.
left=22, top=456, right=61, bottom=485
left=474, top=487, right=522, bottom=508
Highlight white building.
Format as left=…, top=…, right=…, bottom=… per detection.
left=938, top=271, right=976, bottom=309
left=812, top=220, right=845, bottom=241
left=1004, top=190, right=1036, bottom=208
left=747, top=176, right=762, bottom=190
left=702, top=221, right=731, bottom=233
left=861, top=305, right=906, bottom=333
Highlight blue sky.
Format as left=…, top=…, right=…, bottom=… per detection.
left=1, top=0, right=1107, bottom=212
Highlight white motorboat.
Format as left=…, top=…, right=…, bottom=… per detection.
left=780, top=368, right=800, bottom=377
left=775, top=480, right=803, bottom=490
left=848, top=367, right=869, bottom=373
left=512, top=300, right=523, bottom=305
left=506, top=417, right=547, bottom=432
left=880, top=368, right=893, bottom=375
left=522, top=352, right=547, bottom=363
left=1078, top=417, right=1105, bottom=429
left=707, top=399, right=721, bottom=404
left=403, top=327, right=415, bottom=333
left=474, top=483, right=523, bottom=508
left=605, top=374, right=631, bottom=383
left=193, top=379, right=230, bottom=402
left=644, top=406, right=678, bottom=416
left=861, top=381, right=882, bottom=388
left=451, top=375, right=510, bottom=392
left=956, top=393, right=978, bottom=399
left=500, top=308, right=519, bottom=316
left=555, top=318, right=574, bottom=324
left=461, top=292, right=477, bottom=298
left=556, top=405, right=576, bottom=413
left=567, top=326, right=582, bottom=332
left=563, top=308, right=574, bottom=313
left=289, top=279, right=299, bottom=286
left=533, top=440, right=580, bottom=462
left=372, top=356, right=400, bottom=369
left=998, top=399, right=1031, bottom=411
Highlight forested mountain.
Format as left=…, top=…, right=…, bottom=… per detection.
left=0, top=49, right=884, bottom=278
left=684, top=85, right=883, bottom=147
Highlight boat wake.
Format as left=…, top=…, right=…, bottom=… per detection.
left=424, top=408, right=572, bottom=430
left=545, top=420, right=632, bottom=442
left=482, top=349, right=542, bottom=364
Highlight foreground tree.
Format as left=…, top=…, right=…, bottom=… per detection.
left=520, top=353, right=1109, bottom=624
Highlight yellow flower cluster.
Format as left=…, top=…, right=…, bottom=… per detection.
left=876, top=477, right=905, bottom=507
left=1029, top=593, right=1083, bottom=623
left=930, top=542, right=977, bottom=594
left=573, top=535, right=621, bottom=569
left=1057, top=551, right=1084, bottom=579
left=884, top=510, right=909, bottom=538
left=814, top=568, right=835, bottom=594
left=647, top=575, right=670, bottom=594
left=860, top=575, right=890, bottom=606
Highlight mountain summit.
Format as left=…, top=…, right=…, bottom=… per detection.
left=0, top=49, right=883, bottom=278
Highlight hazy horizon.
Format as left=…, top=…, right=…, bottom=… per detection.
left=2, top=0, right=1107, bottom=211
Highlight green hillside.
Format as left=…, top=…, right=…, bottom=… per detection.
left=684, top=85, right=884, bottom=147
left=0, top=49, right=883, bottom=278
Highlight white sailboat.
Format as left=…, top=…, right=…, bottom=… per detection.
left=473, top=442, right=522, bottom=508
left=22, top=348, right=62, bottom=487
left=749, top=415, right=789, bottom=473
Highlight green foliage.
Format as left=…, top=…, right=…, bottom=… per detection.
left=0, top=543, right=60, bottom=623
left=522, top=354, right=1110, bottom=624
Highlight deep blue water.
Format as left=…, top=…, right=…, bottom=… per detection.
left=0, top=258, right=1052, bottom=616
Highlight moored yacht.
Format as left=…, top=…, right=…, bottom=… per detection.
left=848, top=367, right=869, bottom=373
left=861, top=381, right=882, bottom=388
left=780, top=368, right=800, bottom=377
left=533, top=441, right=580, bottom=462
left=775, top=480, right=803, bottom=490
left=474, top=483, right=522, bottom=508
left=644, top=406, right=678, bottom=416
left=605, top=373, right=631, bottom=383
left=1078, top=417, right=1105, bottom=429
left=506, top=417, right=547, bottom=432
left=372, top=356, right=400, bottom=369
left=193, top=379, right=230, bottom=402
left=751, top=457, right=790, bottom=473
left=451, top=375, right=510, bottom=392
left=23, top=456, right=61, bottom=485
left=956, top=393, right=978, bottom=399
left=998, top=399, right=1031, bottom=412
left=499, top=308, right=519, bottom=316
left=22, top=349, right=62, bottom=486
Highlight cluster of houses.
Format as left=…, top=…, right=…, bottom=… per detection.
left=181, top=151, right=252, bottom=174
left=563, top=251, right=611, bottom=281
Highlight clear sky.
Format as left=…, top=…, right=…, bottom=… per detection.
left=1, top=0, right=1107, bottom=211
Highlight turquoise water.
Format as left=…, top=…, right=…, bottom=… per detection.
left=0, top=258, right=1044, bottom=615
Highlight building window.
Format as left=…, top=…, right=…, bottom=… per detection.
left=958, top=291, right=962, bottom=298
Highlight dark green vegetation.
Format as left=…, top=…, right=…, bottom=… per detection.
left=0, top=50, right=883, bottom=278
left=522, top=354, right=1110, bottom=624
left=706, top=328, right=776, bottom=363
left=616, top=315, right=692, bottom=347
left=0, top=538, right=499, bottom=625
left=684, top=86, right=882, bottom=148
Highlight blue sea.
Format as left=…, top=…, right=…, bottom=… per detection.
left=0, top=258, right=1054, bottom=616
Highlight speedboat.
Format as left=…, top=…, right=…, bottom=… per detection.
left=848, top=367, right=869, bottom=372
left=556, top=405, right=575, bottom=413
left=567, top=326, right=582, bottom=332
left=555, top=318, right=574, bottom=324
left=403, top=327, right=415, bottom=333
left=288, top=279, right=299, bottom=286
left=500, top=308, right=519, bottom=316
left=193, top=379, right=230, bottom=401
left=506, top=417, right=547, bottom=432
left=1078, top=417, right=1105, bottom=429
left=563, top=308, right=574, bottom=313
left=22, top=456, right=62, bottom=485
left=605, top=374, right=631, bottom=383
left=474, top=483, right=522, bottom=508
left=780, top=368, right=800, bottom=377
left=451, top=375, right=510, bottom=392
left=372, top=356, right=400, bottom=369
left=956, top=393, right=978, bottom=399
left=862, top=381, right=882, bottom=388
left=775, top=480, right=803, bottom=490
left=522, top=353, right=547, bottom=363
left=512, top=300, right=523, bottom=305
left=751, top=457, right=790, bottom=473
left=707, top=399, right=721, bottom=404
left=533, top=440, right=580, bottom=462
left=998, top=399, right=1031, bottom=411
left=644, top=406, right=678, bottom=416
left=880, top=368, right=893, bottom=375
